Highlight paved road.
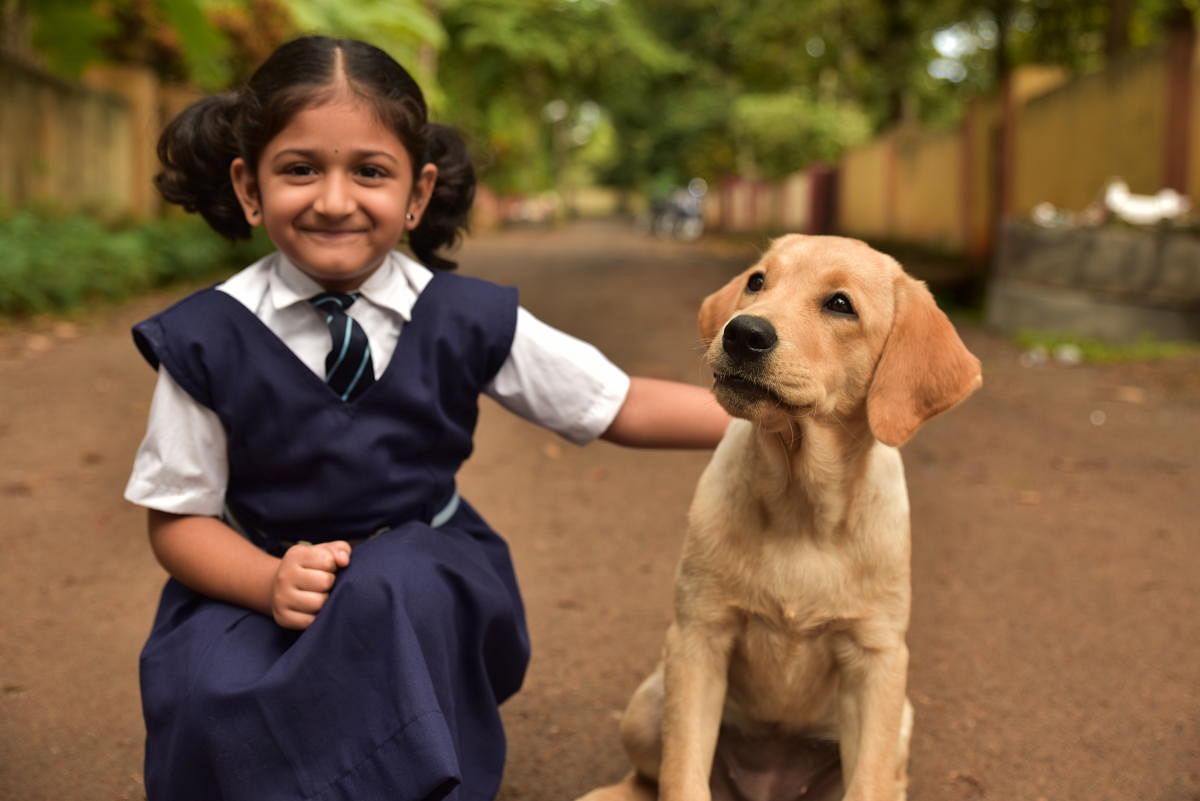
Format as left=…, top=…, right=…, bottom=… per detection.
left=1, top=221, right=1198, bottom=800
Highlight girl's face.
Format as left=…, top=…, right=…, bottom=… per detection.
left=230, top=97, right=438, bottom=292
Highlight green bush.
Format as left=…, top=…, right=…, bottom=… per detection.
left=0, top=212, right=271, bottom=316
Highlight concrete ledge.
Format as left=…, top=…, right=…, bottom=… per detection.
left=986, top=220, right=1200, bottom=342
left=985, top=278, right=1200, bottom=342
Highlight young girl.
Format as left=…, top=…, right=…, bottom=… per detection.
left=125, top=35, right=727, bottom=801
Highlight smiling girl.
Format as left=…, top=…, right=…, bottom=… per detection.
left=125, top=35, right=727, bottom=801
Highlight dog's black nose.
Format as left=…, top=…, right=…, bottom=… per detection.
left=723, top=315, right=777, bottom=363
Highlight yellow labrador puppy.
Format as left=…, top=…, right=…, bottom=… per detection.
left=580, top=235, right=981, bottom=801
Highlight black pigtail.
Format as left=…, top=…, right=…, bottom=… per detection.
left=409, top=123, right=476, bottom=271
left=154, top=93, right=251, bottom=240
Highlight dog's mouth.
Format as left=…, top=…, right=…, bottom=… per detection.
left=713, top=371, right=793, bottom=409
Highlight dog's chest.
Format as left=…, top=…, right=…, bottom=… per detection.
left=726, top=528, right=869, bottom=630
left=716, top=532, right=891, bottom=727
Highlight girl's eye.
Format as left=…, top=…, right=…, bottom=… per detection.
left=822, top=292, right=857, bottom=317
left=284, top=164, right=316, bottom=177
left=746, top=272, right=766, bottom=292
left=358, top=165, right=388, bottom=180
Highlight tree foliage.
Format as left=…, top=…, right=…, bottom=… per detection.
left=436, top=0, right=688, bottom=192
left=12, top=0, right=1199, bottom=196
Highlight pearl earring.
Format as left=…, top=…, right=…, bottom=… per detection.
left=406, top=212, right=416, bottom=222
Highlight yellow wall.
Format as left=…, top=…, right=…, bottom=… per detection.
left=776, top=171, right=811, bottom=231
left=83, top=65, right=162, bottom=217
left=963, top=97, right=1001, bottom=260
left=893, top=126, right=964, bottom=251
left=0, top=59, right=133, bottom=214
left=1187, top=43, right=1200, bottom=204
left=837, top=134, right=893, bottom=240
left=1015, top=53, right=1166, bottom=214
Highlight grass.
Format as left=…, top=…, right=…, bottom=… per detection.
left=1015, top=330, right=1200, bottom=363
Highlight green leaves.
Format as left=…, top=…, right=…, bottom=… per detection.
left=437, top=0, right=691, bottom=192
left=161, top=0, right=232, bottom=89
left=285, top=0, right=445, bottom=83
left=732, top=93, right=872, bottom=179
left=27, top=0, right=119, bottom=76
left=0, top=212, right=270, bottom=316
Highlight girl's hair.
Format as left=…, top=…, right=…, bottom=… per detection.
left=155, top=36, right=474, bottom=271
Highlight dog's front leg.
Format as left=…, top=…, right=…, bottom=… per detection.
left=837, top=641, right=909, bottom=801
left=658, top=619, right=734, bottom=801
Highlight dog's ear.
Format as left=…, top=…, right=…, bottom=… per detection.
left=867, top=276, right=982, bottom=447
left=698, top=270, right=749, bottom=343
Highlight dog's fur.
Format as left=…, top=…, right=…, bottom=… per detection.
left=578, top=235, right=981, bottom=801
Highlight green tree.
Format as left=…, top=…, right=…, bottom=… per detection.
left=436, top=0, right=686, bottom=193
left=284, top=0, right=444, bottom=87
left=13, top=0, right=232, bottom=87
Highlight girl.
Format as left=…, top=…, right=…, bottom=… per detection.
left=125, top=35, right=727, bottom=801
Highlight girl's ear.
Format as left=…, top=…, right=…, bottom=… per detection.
left=698, top=268, right=751, bottom=343
left=229, top=158, right=262, bottom=226
left=406, top=163, right=439, bottom=228
left=866, top=276, right=982, bottom=447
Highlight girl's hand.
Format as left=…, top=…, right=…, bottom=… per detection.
left=271, top=541, right=352, bottom=630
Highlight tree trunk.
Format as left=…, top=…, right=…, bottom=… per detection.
left=1105, top=0, right=1134, bottom=61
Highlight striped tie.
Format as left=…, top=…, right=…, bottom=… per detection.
left=309, top=292, right=376, bottom=402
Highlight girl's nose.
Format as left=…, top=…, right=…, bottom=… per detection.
left=313, top=172, right=356, bottom=217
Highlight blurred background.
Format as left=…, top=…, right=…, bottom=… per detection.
left=2, top=3, right=1200, bottom=801
left=5, top=0, right=1200, bottom=335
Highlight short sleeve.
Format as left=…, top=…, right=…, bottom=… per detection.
left=484, top=307, right=631, bottom=445
left=124, top=366, right=229, bottom=516
left=132, top=315, right=215, bottom=409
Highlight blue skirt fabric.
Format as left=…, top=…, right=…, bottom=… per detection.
left=139, top=501, right=530, bottom=801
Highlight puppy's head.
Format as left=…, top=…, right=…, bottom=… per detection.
left=698, top=235, right=981, bottom=446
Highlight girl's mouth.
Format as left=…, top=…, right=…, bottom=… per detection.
left=301, top=228, right=368, bottom=238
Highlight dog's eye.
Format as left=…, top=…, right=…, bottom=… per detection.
left=746, top=272, right=766, bottom=293
left=822, top=292, right=857, bottom=317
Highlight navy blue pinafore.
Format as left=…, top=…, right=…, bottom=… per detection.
left=132, top=271, right=530, bottom=801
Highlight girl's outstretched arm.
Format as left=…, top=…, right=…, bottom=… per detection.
left=601, top=377, right=729, bottom=449
left=148, top=511, right=350, bottom=629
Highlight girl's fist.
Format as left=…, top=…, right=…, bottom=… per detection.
left=271, top=541, right=352, bottom=630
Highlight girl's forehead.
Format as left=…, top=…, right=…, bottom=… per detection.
left=267, top=98, right=411, bottom=159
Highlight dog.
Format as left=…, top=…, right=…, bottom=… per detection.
left=578, top=235, right=982, bottom=801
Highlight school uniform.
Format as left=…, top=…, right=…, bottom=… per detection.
left=125, top=250, right=629, bottom=801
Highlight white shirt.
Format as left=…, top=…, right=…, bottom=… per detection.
left=125, top=251, right=631, bottom=516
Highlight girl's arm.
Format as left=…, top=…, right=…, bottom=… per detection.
left=149, top=511, right=279, bottom=615
left=601, top=377, right=729, bottom=449
left=148, top=511, right=350, bottom=629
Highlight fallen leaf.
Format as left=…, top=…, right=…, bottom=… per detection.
left=52, top=321, right=79, bottom=340
left=1114, top=385, right=1147, bottom=404
left=946, top=770, right=986, bottom=796
left=2, top=480, right=34, bottom=497
left=25, top=334, right=53, bottom=353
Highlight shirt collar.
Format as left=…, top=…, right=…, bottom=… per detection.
left=268, top=251, right=431, bottom=321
